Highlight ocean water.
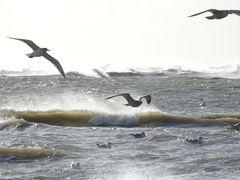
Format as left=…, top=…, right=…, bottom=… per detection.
left=1, top=69, right=240, bottom=179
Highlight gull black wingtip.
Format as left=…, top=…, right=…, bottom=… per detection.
left=7, top=36, right=20, bottom=40
left=7, top=36, right=14, bottom=40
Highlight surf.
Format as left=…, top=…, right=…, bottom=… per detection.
left=1, top=109, right=240, bottom=128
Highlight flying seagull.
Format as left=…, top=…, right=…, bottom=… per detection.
left=185, top=137, right=203, bottom=144
left=7, top=37, right=66, bottom=78
left=106, top=93, right=151, bottom=107
left=130, top=132, right=146, bottom=138
left=188, top=9, right=240, bottom=20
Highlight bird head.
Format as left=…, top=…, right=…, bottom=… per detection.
left=42, top=48, right=50, bottom=52
left=139, top=95, right=151, bottom=104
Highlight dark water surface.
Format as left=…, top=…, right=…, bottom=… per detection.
left=0, top=72, right=240, bottom=179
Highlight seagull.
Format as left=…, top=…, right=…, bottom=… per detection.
left=130, top=132, right=146, bottom=138
left=186, top=137, right=203, bottom=144
left=97, top=142, right=112, bottom=149
left=199, top=98, right=206, bottom=107
left=225, top=122, right=240, bottom=132
left=7, top=37, right=66, bottom=78
left=106, top=93, right=151, bottom=107
left=188, top=9, right=240, bottom=20
left=70, top=161, right=80, bottom=169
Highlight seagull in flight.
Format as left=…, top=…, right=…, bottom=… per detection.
left=7, top=37, right=66, bottom=78
left=106, top=93, right=151, bottom=107
left=188, top=9, right=240, bottom=20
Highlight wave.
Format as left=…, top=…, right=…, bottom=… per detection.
left=0, top=118, right=33, bottom=131
left=2, top=63, right=240, bottom=78
left=0, top=69, right=50, bottom=77
left=0, top=146, right=62, bottom=162
left=1, top=110, right=240, bottom=128
left=105, top=64, right=240, bottom=78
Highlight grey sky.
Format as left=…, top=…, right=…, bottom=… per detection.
left=1, top=0, right=240, bottom=73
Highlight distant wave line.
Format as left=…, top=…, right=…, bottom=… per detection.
left=1, top=63, right=240, bottom=78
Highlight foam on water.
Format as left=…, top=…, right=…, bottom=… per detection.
left=1, top=90, right=160, bottom=115
left=2, top=62, right=240, bottom=78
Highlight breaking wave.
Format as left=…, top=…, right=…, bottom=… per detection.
left=2, top=63, right=240, bottom=78
left=1, top=110, right=240, bottom=128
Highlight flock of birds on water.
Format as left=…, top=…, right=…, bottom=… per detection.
left=6, top=9, right=240, bottom=149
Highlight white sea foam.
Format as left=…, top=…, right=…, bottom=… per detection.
left=1, top=62, right=240, bottom=78
left=1, top=91, right=160, bottom=114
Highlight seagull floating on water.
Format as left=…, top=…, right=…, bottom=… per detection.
left=199, top=98, right=206, bottom=107
left=7, top=37, right=66, bottom=78
left=186, top=137, right=203, bottom=144
left=188, top=9, right=240, bottom=20
left=97, top=142, right=112, bottom=149
left=106, top=93, right=151, bottom=107
left=130, top=132, right=146, bottom=138
left=70, top=161, right=80, bottom=169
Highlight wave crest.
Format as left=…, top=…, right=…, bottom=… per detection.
left=1, top=110, right=240, bottom=128
left=89, top=114, right=139, bottom=127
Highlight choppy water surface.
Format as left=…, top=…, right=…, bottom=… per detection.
left=1, top=71, right=240, bottom=179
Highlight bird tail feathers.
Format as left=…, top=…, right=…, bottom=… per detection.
left=26, top=53, right=33, bottom=58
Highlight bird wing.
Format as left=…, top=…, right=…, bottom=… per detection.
left=106, top=93, right=135, bottom=103
left=42, top=52, right=66, bottom=78
left=7, top=37, right=40, bottom=50
left=140, top=95, right=151, bottom=104
left=188, top=9, right=217, bottom=17
left=230, top=10, right=240, bottom=16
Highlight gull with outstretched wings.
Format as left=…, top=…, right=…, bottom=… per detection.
left=188, top=9, right=240, bottom=20
left=8, top=37, right=66, bottom=78
left=106, top=93, right=151, bottom=107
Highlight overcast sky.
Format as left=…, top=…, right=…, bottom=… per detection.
left=1, top=0, right=240, bottom=73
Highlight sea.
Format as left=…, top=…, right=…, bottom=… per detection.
left=1, top=66, right=240, bottom=180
